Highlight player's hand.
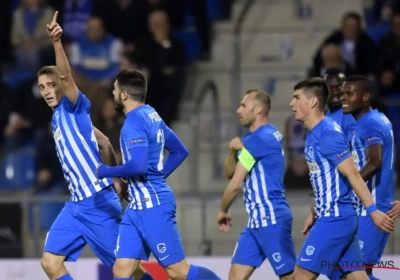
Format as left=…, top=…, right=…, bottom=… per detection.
left=370, top=210, right=395, bottom=233
left=387, top=200, right=400, bottom=221
left=302, top=212, right=315, bottom=237
left=217, top=211, right=232, bottom=233
left=114, top=179, right=129, bottom=202
left=46, top=11, right=62, bottom=42
left=229, top=137, right=243, bottom=151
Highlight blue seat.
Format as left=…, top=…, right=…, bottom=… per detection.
left=366, top=23, right=390, bottom=45
left=0, top=151, right=36, bottom=190
left=207, top=0, right=222, bottom=21
left=173, top=30, right=201, bottom=64
left=2, top=70, right=34, bottom=89
left=28, top=191, right=65, bottom=231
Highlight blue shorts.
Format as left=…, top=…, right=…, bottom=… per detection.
left=44, top=187, right=122, bottom=266
left=296, top=215, right=364, bottom=279
left=232, top=221, right=296, bottom=276
left=357, top=215, right=389, bottom=263
left=116, top=200, right=185, bottom=267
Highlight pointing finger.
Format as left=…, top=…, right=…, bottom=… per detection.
left=52, top=11, right=59, bottom=23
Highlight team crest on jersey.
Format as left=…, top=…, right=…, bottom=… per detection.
left=306, top=246, right=315, bottom=256
left=157, top=243, right=166, bottom=253
left=54, top=127, right=62, bottom=142
left=359, top=240, right=364, bottom=250
left=272, top=252, right=281, bottom=262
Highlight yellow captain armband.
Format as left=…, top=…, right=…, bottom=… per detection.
left=238, top=147, right=256, bottom=172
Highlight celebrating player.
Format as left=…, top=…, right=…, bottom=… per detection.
left=219, top=89, right=296, bottom=280
left=341, top=75, right=395, bottom=280
left=39, top=12, right=152, bottom=280
left=324, top=68, right=356, bottom=145
left=289, top=77, right=394, bottom=280
left=96, top=69, right=221, bottom=280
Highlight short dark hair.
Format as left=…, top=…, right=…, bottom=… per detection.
left=324, top=68, right=346, bottom=79
left=293, top=77, right=329, bottom=111
left=344, top=75, right=373, bottom=94
left=342, top=12, right=361, bottom=24
left=37, top=65, right=58, bottom=77
left=115, top=69, right=147, bottom=102
left=246, top=89, right=271, bottom=115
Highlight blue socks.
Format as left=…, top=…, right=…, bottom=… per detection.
left=187, top=265, right=221, bottom=280
left=368, top=275, right=380, bottom=280
left=57, top=273, right=73, bottom=280
left=140, top=273, right=154, bottom=280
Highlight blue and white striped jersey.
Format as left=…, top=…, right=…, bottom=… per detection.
left=326, top=109, right=356, bottom=143
left=119, top=105, right=175, bottom=210
left=238, top=124, right=292, bottom=228
left=305, top=117, right=356, bottom=218
left=51, top=91, right=113, bottom=201
left=351, top=110, right=394, bottom=216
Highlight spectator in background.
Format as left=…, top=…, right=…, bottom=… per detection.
left=93, top=0, right=149, bottom=52
left=95, top=98, right=124, bottom=164
left=308, top=44, right=356, bottom=77
left=47, top=0, right=93, bottom=43
left=69, top=16, right=123, bottom=85
left=34, top=122, right=67, bottom=193
left=120, top=51, right=149, bottom=78
left=283, top=114, right=310, bottom=189
left=138, top=10, right=186, bottom=126
left=312, top=12, right=377, bottom=76
left=377, top=12, right=400, bottom=95
left=2, top=76, right=52, bottom=151
left=152, top=0, right=211, bottom=60
left=11, top=0, right=55, bottom=71
left=69, top=16, right=123, bottom=121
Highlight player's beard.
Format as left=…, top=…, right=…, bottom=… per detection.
left=114, top=94, right=124, bottom=112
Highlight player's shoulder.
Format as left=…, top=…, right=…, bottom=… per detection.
left=362, top=110, right=390, bottom=130
left=253, top=124, right=283, bottom=143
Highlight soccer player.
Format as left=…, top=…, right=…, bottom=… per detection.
left=324, top=68, right=356, bottom=145
left=40, top=12, right=152, bottom=280
left=289, top=77, right=394, bottom=280
left=96, top=69, right=222, bottom=280
left=341, top=75, right=395, bottom=280
left=219, top=89, right=296, bottom=280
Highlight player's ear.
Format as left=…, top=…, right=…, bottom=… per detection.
left=310, top=96, right=318, bottom=109
left=363, top=92, right=371, bottom=102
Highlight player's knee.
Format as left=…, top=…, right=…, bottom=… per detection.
left=228, top=265, right=252, bottom=280
left=41, top=252, right=64, bottom=274
left=164, top=259, right=190, bottom=280
left=113, top=258, right=138, bottom=278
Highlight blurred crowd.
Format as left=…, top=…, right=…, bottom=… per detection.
left=284, top=0, right=400, bottom=189
left=0, top=0, right=232, bottom=194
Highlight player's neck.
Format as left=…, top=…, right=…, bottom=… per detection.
left=352, top=106, right=372, bottom=120
left=249, top=117, right=268, bottom=133
left=304, top=112, right=324, bottom=131
left=328, top=105, right=341, bottom=113
left=124, top=101, right=145, bottom=115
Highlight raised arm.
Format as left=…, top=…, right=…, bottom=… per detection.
left=223, top=137, right=242, bottom=180
left=47, top=11, right=79, bottom=104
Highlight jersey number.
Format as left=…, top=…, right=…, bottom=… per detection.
left=157, top=128, right=165, bottom=171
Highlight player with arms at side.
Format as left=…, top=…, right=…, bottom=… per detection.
left=289, top=78, right=393, bottom=280
left=40, top=13, right=152, bottom=280
left=341, top=75, right=395, bottom=280
left=96, top=69, right=222, bottom=280
left=220, top=89, right=296, bottom=280
left=324, top=68, right=356, bottom=145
